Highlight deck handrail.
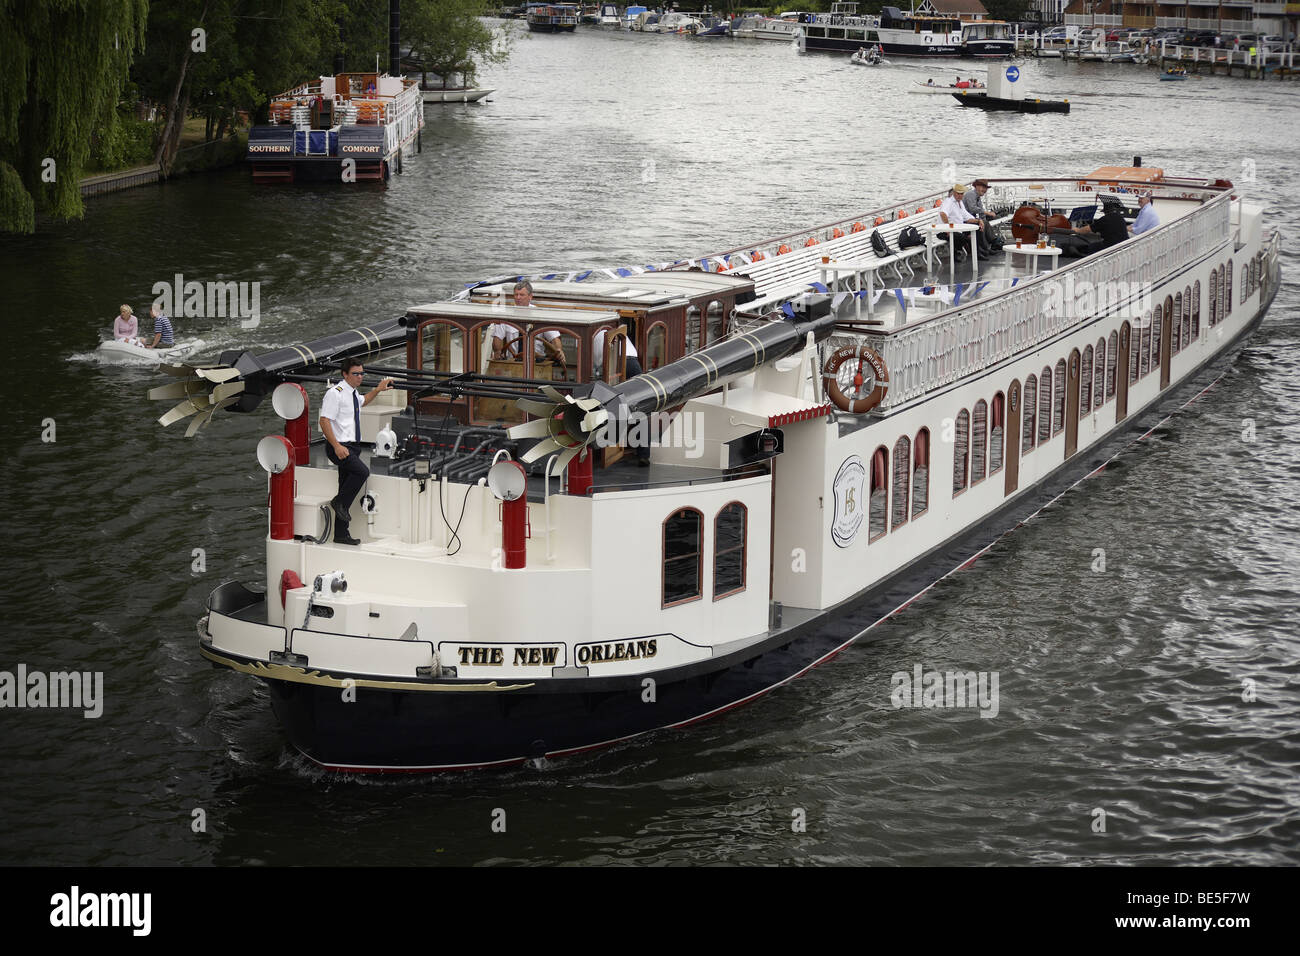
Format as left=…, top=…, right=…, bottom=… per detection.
left=855, top=191, right=1233, bottom=410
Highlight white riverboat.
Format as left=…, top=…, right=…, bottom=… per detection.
left=170, top=165, right=1280, bottom=771
left=247, top=71, right=424, bottom=183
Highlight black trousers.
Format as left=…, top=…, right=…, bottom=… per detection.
left=325, top=442, right=368, bottom=521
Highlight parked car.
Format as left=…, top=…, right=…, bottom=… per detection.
left=1180, top=30, right=1218, bottom=47
left=1228, top=33, right=1259, bottom=48
left=1260, top=35, right=1288, bottom=52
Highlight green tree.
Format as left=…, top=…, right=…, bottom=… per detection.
left=0, top=0, right=148, bottom=234
left=405, top=0, right=512, bottom=89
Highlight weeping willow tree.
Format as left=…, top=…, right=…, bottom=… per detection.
left=0, top=0, right=148, bottom=233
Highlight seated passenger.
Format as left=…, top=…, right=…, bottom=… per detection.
left=1131, top=192, right=1159, bottom=235
left=962, top=179, right=1004, bottom=253
left=112, top=304, right=140, bottom=344
left=145, top=304, right=174, bottom=349
left=940, top=184, right=994, bottom=260
left=1071, top=201, right=1129, bottom=251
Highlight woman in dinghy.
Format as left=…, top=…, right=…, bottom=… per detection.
left=112, top=305, right=143, bottom=346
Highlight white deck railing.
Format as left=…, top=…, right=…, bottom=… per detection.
left=858, top=190, right=1233, bottom=410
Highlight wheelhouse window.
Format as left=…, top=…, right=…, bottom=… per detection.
left=971, top=400, right=988, bottom=485
left=1037, top=367, right=1052, bottom=445
left=1052, top=359, right=1066, bottom=434
left=663, top=509, right=702, bottom=607
left=646, top=322, right=669, bottom=371
left=892, top=436, right=910, bottom=530
left=530, top=328, right=579, bottom=382
left=953, top=410, right=969, bottom=495
left=420, top=321, right=466, bottom=374
left=912, top=428, right=930, bottom=518
left=870, top=446, right=889, bottom=540
left=685, top=306, right=702, bottom=353
left=1022, top=374, right=1037, bottom=453
left=1106, top=332, right=1118, bottom=400
left=713, top=503, right=747, bottom=600
left=1080, top=347, right=1093, bottom=412
left=989, top=393, right=1005, bottom=475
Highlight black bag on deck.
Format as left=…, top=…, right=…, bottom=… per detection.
left=871, top=229, right=892, bottom=258
left=897, top=225, right=924, bottom=249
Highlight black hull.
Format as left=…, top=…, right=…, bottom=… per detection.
left=527, top=23, right=577, bottom=33
left=962, top=41, right=1015, bottom=58
left=952, top=92, right=1070, bottom=113
left=246, top=283, right=1275, bottom=771
left=807, top=38, right=961, bottom=56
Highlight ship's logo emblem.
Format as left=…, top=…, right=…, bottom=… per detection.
left=1006, top=66, right=1020, bottom=82
left=831, top=456, right=867, bottom=548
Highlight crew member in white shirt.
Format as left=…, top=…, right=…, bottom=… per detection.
left=319, top=358, right=394, bottom=546
left=491, top=280, right=566, bottom=364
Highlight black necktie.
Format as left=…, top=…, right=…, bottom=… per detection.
left=352, top=389, right=360, bottom=443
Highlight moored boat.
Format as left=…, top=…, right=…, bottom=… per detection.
left=419, top=86, right=494, bottom=103
left=176, top=166, right=1280, bottom=771
left=526, top=2, right=579, bottom=32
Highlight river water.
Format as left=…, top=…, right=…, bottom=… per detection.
left=2, top=26, right=1298, bottom=866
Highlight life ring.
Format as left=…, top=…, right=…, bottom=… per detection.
left=823, top=345, right=889, bottom=414
left=933, top=199, right=942, bottom=207
left=851, top=222, right=866, bottom=233
left=831, top=227, right=845, bottom=239
left=873, top=216, right=885, bottom=226
left=777, top=243, right=792, bottom=254
left=804, top=237, right=819, bottom=247
left=750, top=250, right=766, bottom=262
left=897, top=210, right=909, bottom=219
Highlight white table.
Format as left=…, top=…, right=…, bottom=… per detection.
left=926, top=222, right=980, bottom=286
left=817, top=258, right=888, bottom=319
left=1006, top=243, right=1064, bottom=272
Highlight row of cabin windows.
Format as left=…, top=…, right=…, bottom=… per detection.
left=663, top=503, right=747, bottom=607
left=953, top=397, right=1005, bottom=495
left=866, top=429, right=932, bottom=541
left=1207, top=260, right=1233, bottom=329
left=1240, top=253, right=1264, bottom=306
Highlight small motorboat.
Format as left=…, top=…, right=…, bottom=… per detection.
left=97, top=338, right=205, bottom=363
left=1159, top=69, right=1189, bottom=81
left=850, top=47, right=888, bottom=66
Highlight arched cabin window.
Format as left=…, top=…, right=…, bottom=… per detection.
left=1139, top=313, right=1151, bottom=378
left=1129, top=322, right=1141, bottom=383
left=912, top=428, right=930, bottom=518
left=1240, top=265, right=1249, bottom=305
left=1172, top=294, right=1182, bottom=353
left=1080, top=347, right=1093, bottom=412
left=1022, top=374, right=1037, bottom=453
left=1192, top=281, right=1201, bottom=340
left=1250, top=257, right=1259, bottom=295
left=989, top=393, right=1005, bottom=474
left=953, top=410, right=970, bottom=496
left=870, top=446, right=889, bottom=540
left=1149, top=304, right=1162, bottom=375
left=706, top=300, right=726, bottom=348
left=971, top=400, right=988, bottom=485
left=1037, top=366, right=1052, bottom=445
left=1106, top=331, right=1118, bottom=400
left=713, top=503, right=747, bottom=600
left=892, top=436, right=910, bottom=530
left=1052, top=358, right=1066, bottom=434
left=1224, top=263, right=1232, bottom=317
left=1216, top=265, right=1226, bottom=322
left=1093, top=339, right=1106, bottom=409
left=1208, top=269, right=1218, bottom=327
left=663, top=509, right=703, bottom=608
